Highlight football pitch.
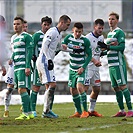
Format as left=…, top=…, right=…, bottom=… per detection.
left=0, top=103, right=133, bottom=133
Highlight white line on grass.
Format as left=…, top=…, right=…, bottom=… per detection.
left=58, top=122, right=133, bottom=133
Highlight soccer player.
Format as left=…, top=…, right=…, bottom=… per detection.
left=30, top=16, right=52, bottom=117
left=98, top=12, right=133, bottom=117
left=23, top=20, right=28, bottom=32
left=84, top=19, right=104, bottom=117
left=9, top=16, right=34, bottom=120
left=62, top=22, right=92, bottom=118
left=36, top=15, right=71, bottom=118
left=3, top=19, right=30, bottom=117
left=0, top=15, right=7, bottom=76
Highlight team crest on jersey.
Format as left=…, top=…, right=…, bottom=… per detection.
left=117, top=79, right=121, bottom=84
left=95, top=47, right=101, bottom=53
left=79, top=43, right=82, bottom=46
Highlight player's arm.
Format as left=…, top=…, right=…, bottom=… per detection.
left=32, top=33, right=38, bottom=62
left=82, top=39, right=92, bottom=69
left=42, top=33, right=52, bottom=60
left=42, top=32, right=54, bottom=70
left=25, top=35, right=33, bottom=68
left=62, top=35, right=84, bottom=53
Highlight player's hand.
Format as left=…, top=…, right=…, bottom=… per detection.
left=25, top=68, right=31, bottom=76
left=48, top=59, right=54, bottom=70
left=77, top=67, right=84, bottom=75
left=62, top=44, right=67, bottom=50
left=110, top=41, right=118, bottom=46
left=93, top=59, right=102, bottom=67
left=8, top=59, right=13, bottom=65
left=32, top=54, right=37, bottom=62
left=2, top=66, right=6, bottom=76
left=97, top=41, right=108, bottom=49
left=73, top=48, right=84, bottom=54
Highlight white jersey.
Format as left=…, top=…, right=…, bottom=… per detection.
left=5, top=34, right=17, bottom=84
left=86, top=32, right=104, bottom=71
left=38, top=27, right=62, bottom=61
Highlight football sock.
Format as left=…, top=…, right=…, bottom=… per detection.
left=116, top=91, right=124, bottom=110
left=30, top=90, right=38, bottom=111
left=122, top=88, right=132, bottom=110
left=73, top=94, right=82, bottom=114
left=80, top=92, right=88, bottom=112
left=89, top=98, right=96, bottom=112
left=50, top=95, right=54, bottom=110
left=4, top=88, right=13, bottom=111
left=43, top=87, right=55, bottom=113
left=21, top=92, right=30, bottom=113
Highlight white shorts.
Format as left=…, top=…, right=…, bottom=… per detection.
left=36, top=57, right=56, bottom=84
left=85, top=69, right=101, bottom=86
left=5, top=64, right=14, bottom=84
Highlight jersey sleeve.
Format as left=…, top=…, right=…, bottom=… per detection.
left=82, top=38, right=92, bottom=69
left=25, top=34, right=33, bottom=68
left=32, top=33, right=38, bottom=55
left=109, top=30, right=125, bottom=52
left=41, top=30, right=54, bottom=60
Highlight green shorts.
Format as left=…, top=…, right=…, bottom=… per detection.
left=109, top=65, right=127, bottom=88
left=14, top=69, right=31, bottom=89
left=33, top=68, right=43, bottom=86
left=68, top=69, right=85, bottom=88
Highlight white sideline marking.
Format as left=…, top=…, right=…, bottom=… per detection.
left=0, top=89, right=133, bottom=105
left=59, top=122, right=133, bottom=133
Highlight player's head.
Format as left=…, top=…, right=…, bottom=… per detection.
left=108, top=12, right=119, bottom=29
left=41, top=16, right=52, bottom=33
left=57, top=15, right=71, bottom=32
left=72, top=22, right=83, bottom=39
left=0, top=15, right=6, bottom=27
left=93, top=19, right=104, bottom=36
left=13, top=16, right=24, bottom=34
left=23, top=20, right=28, bottom=32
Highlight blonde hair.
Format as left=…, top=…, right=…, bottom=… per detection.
left=109, top=12, right=119, bottom=20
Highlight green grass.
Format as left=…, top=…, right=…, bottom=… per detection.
left=0, top=103, right=133, bottom=133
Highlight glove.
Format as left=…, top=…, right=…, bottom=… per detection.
left=48, top=59, right=54, bottom=70
left=55, top=50, right=60, bottom=56
left=32, top=54, right=37, bottom=62
left=100, top=51, right=104, bottom=57
left=97, top=41, right=109, bottom=49
left=73, top=48, right=84, bottom=54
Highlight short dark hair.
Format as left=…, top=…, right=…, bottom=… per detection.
left=94, top=19, right=104, bottom=26
left=74, top=22, right=83, bottom=29
left=109, top=12, right=119, bottom=20
left=59, top=15, right=71, bottom=23
left=24, top=20, right=27, bottom=24
left=0, top=15, right=5, bottom=22
left=14, top=16, right=24, bottom=23
left=41, top=16, right=52, bottom=24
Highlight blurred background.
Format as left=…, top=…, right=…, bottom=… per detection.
left=0, top=0, right=132, bottom=95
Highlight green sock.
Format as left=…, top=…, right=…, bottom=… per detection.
left=116, top=91, right=124, bottom=110
left=21, top=92, right=30, bottom=113
left=73, top=94, right=82, bottom=114
left=80, top=92, right=88, bottom=112
left=30, top=90, right=38, bottom=111
left=122, top=88, right=132, bottom=110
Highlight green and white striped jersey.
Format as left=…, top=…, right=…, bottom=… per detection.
left=106, top=27, right=125, bottom=67
left=32, top=30, right=44, bottom=57
left=62, top=34, right=92, bottom=71
left=11, top=32, right=33, bottom=71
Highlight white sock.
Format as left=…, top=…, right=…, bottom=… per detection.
left=89, top=98, right=96, bottom=112
left=4, top=93, right=12, bottom=111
